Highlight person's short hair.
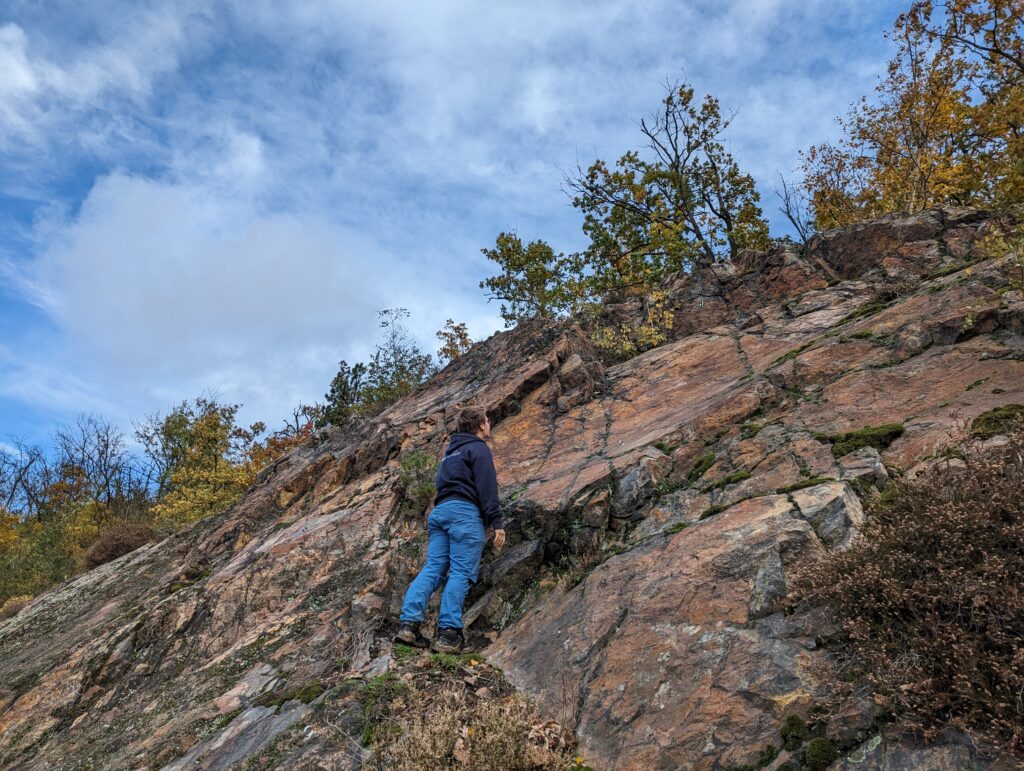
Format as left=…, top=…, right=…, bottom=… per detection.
left=455, top=406, right=488, bottom=434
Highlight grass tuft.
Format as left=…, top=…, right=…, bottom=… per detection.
left=701, top=470, right=751, bottom=493
left=775, top=477, right=836, bottom=494
left=686, top=453, right=716, bottom=485
left=254, top=680, right=325, bottom=708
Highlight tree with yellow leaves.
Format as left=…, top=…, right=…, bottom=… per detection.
left=139, top=397, right=264, bottom=527
left=911, top=0, right=1024, bottom=205
left=802, top=1, right=1023, bottom=230
left=802, top=8, right=981, bottom=229
left=436, top=319, right=474, bottom=365
left=0, top=507, right=19, bottom=550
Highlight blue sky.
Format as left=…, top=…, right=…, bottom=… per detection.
left=0, top=0, right=903, bottom=449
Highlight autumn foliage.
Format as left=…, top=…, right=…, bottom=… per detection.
left=802, top=0, right=1024, bottom=230
left=791, top=432, right=1024, bottom=754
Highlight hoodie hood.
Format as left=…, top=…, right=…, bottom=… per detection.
left=446, top=432, right=486, bottom=453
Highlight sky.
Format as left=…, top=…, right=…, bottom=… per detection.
left=0, top=0, right=905, bottom=450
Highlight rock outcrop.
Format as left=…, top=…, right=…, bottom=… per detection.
left=2, top=207, right=1023, bottom=770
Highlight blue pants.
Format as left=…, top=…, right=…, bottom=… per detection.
left=399, top=498, right=485, bottom=630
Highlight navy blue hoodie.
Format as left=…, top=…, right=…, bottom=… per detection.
left=434, top=433, right=502, bottom=529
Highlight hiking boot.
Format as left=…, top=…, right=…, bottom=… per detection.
left=432, top=627, right=465, bottom=653
left=394, top=621, right=430, bottom=649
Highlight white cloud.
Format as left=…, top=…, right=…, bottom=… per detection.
left=19, top=172, right=443, bottom=423
left=0, top=24, right=40, bottom=105
left=0, top=8, right=191, bottom=149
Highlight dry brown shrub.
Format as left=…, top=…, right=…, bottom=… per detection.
left=373, top=685, right=578, bottom=770
left=0, top=594, right=32, bottom=620
left=791, top=432, right=1024, bottom=755
left=83, top=522, right=156, bottom=570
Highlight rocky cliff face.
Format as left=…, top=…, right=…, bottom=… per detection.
left=2, top=207, right=1023, bottom=770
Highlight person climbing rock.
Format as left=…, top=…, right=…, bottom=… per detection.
left=394, top=406, right=506, bottom=653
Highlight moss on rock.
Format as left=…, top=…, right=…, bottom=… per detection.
left=822, top=423, right=905, bottom=458
left=802, top=737, right=838, bottom=770
left=780, top=714, right=808, bottom=751
left=701, top=470, right=751, bottom=493
left=970, top=404, right=1024, bottom=439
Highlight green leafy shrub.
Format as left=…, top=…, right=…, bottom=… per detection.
left=757, top=744, right=779, bottom=766
left=780, top=715, right=808, bottom=751
left=83, top=523, right=155, bottom=569
left=791, top=431, right=1024, bottom=755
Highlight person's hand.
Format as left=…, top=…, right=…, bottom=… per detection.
left=492, top=528, right=506, bottom=551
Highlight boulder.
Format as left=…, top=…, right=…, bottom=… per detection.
left=487, top=495, right=830, bottom=771
left=790, top=481, right=865, bottom=549
left=838, top=446, right=890, bottom=489
left=611, top=446, right=672, bottom=516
